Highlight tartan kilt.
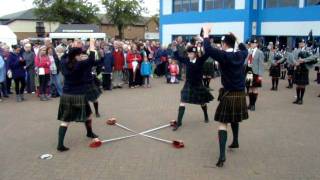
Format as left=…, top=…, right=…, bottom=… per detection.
left=269, top=65, right=281, bottom=77
left=181, top=82, right=214, bottom=105
left=214, top=91, right=248, bottom=123
left=57, top=94, right=92, bottom=122
left=293, top=66, right=309, bottom=86
left=85, top=83, right=102, bottom=102
left=287, top=66, right=294, bottom=76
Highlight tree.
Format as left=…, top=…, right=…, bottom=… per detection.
left=102, top=0, right=147, bottom=39
left=33, top=0, right=100, bottom=24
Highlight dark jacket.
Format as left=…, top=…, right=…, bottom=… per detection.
left=173, top=51, right=209, bottom=86
left=61, top=51, right=95, bottom=95
left=22, top=51, right=35, bottom=71
left=102, top=52, right=114, bottom=74
left=8, top=52, right=26, bottom=79
left=203, top=38, right=248, bottom=91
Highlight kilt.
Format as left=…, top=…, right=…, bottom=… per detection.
left=269, top=65, right=281, bottom=77
left=57, top=94, right=92, bottom=122
left=287, top=66, right=294, bottom=76
left=85, top=83, right=102, bottom=102
left=214, top=90, right=248, bottom=123
left=245, top=67, right=262, bottom=88
left=181, top=82, right=214, bottom=105
left=293, top=66, right=309, bottom=86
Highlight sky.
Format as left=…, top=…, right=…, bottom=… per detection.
left=0, top=0, right=159, bottom=17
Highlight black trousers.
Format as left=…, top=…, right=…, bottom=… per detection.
left=135, top=68, right=143, bottom=86
left=102, top=73, right=112, bottom=90
left=1, top=81, right=7, bottom=96
left=129, top=69, right=136, bottom=87
left=14, top=77, right=26, bottom=95
left=6, top=76, right=12, bottom=93
left=39, top=74, right=50, bottom=95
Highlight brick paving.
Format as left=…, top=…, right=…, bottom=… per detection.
left=0, top=73, right=320, bottom=180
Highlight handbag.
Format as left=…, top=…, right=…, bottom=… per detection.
left=7, top=69, right=12, bottom=78
left=38, top=67, right=45, bottom=75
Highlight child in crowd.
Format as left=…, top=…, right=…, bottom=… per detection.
left=168, top=59, right=179, bottom=84
left=140, top=57, right=152, bottom=88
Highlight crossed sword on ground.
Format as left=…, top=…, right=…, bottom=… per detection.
left=89, top=118, right=185, bottom=149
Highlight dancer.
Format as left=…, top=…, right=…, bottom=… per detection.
left=57, top=39, right=99, bottom=152
left=202, top=24, right=249, bottom=167
left=171, top=42, right=213, bottom=131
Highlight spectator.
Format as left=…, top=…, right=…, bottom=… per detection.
left=127, top=43, right=142, bottom=88
left=101, top=45, right=114, bottom=90
left=140, top=55, right=152, bottom=88
left=35, top=46, right=51, bottom=101
left=23, top=43, right=36, bottom=93
left=8, top=45, right=26, bottom=102
left=48, top=47, right=63, bottom=97
left=0, top=55, right=5, bottom=102
left=112, top=41, right=125, bottom=88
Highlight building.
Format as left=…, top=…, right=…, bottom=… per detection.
left=160, top=0, right=320, bottom=48
left=0, top=9, right=59, bottom=40
left=49, top=24, right=106, bottom=39
left=100, top=16, right=159, bottom=40
left=0, top=8, right=159, bottom=41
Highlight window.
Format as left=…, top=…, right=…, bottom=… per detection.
left=174, top=0, right=182, bottom=12
left=203, top=0, right=234, bottom=10
left=265, top=0, right=299, bottom=8
left=173, top=0, right=199, bottom=13
left=190, top=0, right=199, bottom=11
left=305, top=0, right=320, bottom=6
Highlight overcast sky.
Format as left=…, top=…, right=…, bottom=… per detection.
left=0, top=0, right=159, bottom=17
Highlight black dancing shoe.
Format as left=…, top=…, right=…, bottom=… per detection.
left=250, top=105, right=255, bottom=111
left=172, top=124, right=181, bottom=131
left=293, top=99, right=300, bottom=104
left=87, top=132, right=99, bottom=138
left=228, top=142, right=239, bottom=149
left=204, top=118, right=209, bottom=123
left=216, top=158, right=226, bottom=168
left=57, top=146, right=70, bottom=152
left=298, top=100, right=303, bottom=105
left=96, top=113, right=101, bottom=118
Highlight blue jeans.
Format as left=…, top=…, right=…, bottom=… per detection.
left=51, top=73, right=63, bottom=96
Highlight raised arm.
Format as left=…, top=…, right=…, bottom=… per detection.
left=203, top=38, right=225, bottom=63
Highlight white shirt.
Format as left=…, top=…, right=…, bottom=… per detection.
left=252, top=47, right=258, bottom=58
left=190, top=58, right=196, bottom=64
left=225, top=48, right=234, bottom=52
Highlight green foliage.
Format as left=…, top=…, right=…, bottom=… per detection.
left=33, top=0, right=100, bottom=24
left=102, top=0, right=147, bottom=39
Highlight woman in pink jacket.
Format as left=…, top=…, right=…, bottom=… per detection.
left=35, top=46, right=51, bottom=101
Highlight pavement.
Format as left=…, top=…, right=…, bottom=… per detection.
left=0, top=72, right=320, bottom=180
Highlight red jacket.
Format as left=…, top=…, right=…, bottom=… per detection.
left=113, top=50, right=125, bottom=71
left=169, top=64, right=179, bottom=76
left=127, top=51, right=142, bottom=70
left=35, top=55, right=51, bottom=75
